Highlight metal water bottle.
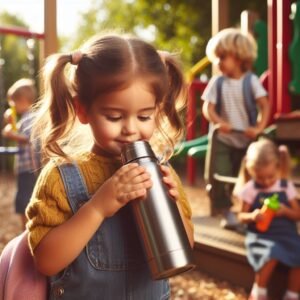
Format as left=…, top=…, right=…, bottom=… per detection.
left=121, top=141, right=195, bottom=280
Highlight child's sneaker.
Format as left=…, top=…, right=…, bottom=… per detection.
left=248, top=293, right=268, bottom=300
left=283, top=290, right=299, bottom=300
left=220, top=210, right=240, bottom=230
left=248, top=284, right=268, bottom=300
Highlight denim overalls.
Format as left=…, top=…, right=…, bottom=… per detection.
left=246, top=180, right=300, bottom=272
left=49, top=163, right=169, bottom=300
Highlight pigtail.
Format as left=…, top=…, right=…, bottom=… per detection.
left=32, top=53, right=75, bottom=159
left=233, top=156, right=251, bottom=197
left=156, top=51, right=187, bottom=158
left=278, top=145, right=292, bottom=179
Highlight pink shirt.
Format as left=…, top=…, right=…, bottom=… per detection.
left=239, top=179, right=298, bottom=205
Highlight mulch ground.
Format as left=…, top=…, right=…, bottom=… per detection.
left=0, top=169, right=248, bottom=299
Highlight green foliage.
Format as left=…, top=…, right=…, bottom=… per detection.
left=0, top=12, right=39, bottom=96
left=72, top=0, right=266, bottom=70
left=72, top=0, right=211, bottom=70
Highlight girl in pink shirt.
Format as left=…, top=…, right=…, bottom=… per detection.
left=236, top=139, right=300, bottom=300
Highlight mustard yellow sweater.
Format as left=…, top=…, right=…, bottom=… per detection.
left=26, top=152, right=192, bottom=252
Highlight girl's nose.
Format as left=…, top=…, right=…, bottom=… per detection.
left=122, top=118, right=137, bottom=135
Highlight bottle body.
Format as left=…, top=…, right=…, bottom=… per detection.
left=255, top=194, right=280, bottom=232
left=121, top=141, right=194, bottom=279
left=8, top=105, right=17, bottom=131
left=256, top=205, right=276, bottom=232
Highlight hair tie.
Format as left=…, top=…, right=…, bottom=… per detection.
left=278, top=145, right=288, bottom=153
left=157, top=50, right=169, bottom=66
left=70, top=51, right=83, bottom=65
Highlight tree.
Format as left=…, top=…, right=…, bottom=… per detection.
left=0, top=12, right=39, bottom=95
left=72, top=0, right=211, bottom=69
left=72, top=0, right=266, bottom=70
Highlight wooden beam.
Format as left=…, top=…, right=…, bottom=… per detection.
left=44, top=0, right=58, bottom=59
left=211, top=0, right=229, bottom=74
left=240, top=10, right=259, bottom=34
left=211, top=0, right=229, bottom=36
left=276, top=0, right=292, bottom=114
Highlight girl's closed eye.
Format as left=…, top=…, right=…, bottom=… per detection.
left=137, top=108, right=156, bottom=122
left=105, top=115, right=122, bottom=122
left=138, top=115, right=152, bottom=121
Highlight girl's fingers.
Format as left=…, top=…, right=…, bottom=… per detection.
left=160, top=164, right=171, bottom=175
left=162, top=176, right=177, bottom=189
left=130, top=171, right=151, bottom=184
left=115, top=179, right=151, bottom=199
left=160, top=165, right=178, bottom=200
left=117, top=188, right=147, bottom=203
left=168, top=189, right=179, bottom=201
left=118, top=164, right=150, bottom=184
left=160, top=165, right=176, bottom=186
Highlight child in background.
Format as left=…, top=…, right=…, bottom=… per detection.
left=201, top=28, right=270, bottom=229
left=236, top=139, right=300, bottom=300
left=2, top=78, right=40, bottom=229
left=26, top=33, right=194, bottom=299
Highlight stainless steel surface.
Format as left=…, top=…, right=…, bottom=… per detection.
left=121, top=141, right=195, bottom=279
left=121, top=140, right=156, bottom=164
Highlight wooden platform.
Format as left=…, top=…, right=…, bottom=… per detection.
left=192, top=215, right=290, bottom=299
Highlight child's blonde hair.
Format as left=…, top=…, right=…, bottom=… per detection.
left=32, top=33, right=187, bottom=161
left=7, top=78, right=37, bottom=103
left=234, top=139, right=291, bottom=194
left=206, top=28, right=257, bottom=71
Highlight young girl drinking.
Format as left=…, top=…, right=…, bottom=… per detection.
left=236, top=139, right=300, bottom=300
left=26, top=33, right=194, bottom=299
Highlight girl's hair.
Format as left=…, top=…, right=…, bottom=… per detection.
left=234, top=138, right=291, bottom=194
left=206, top=28, right=257, bottom=71
left=32, top=33, right=187, bottom=161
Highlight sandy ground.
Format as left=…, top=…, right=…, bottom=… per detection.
left=0, top=167, right=248, bottom=299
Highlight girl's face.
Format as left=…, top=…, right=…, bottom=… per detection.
left=217, top=53, right=242, bottom=78
left=250, top=162, right=279, bottom=189
left=77, top=80, right=157, bottom=157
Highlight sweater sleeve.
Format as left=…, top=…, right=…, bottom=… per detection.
left=169, top=166, right=193, bottom=220
left=26, top=161, right=73, bottom=253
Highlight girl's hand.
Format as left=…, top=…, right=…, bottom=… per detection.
left=276, top=203, right=289, bottom=217
left=160, top=164, right=179, bottom=201
left=252, top=209, right=263, bottom=222
left=89, top=163, right=152, bottom=218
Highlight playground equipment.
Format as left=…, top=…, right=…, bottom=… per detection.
left=0, top=0, right=58, bottom=59
left=253, top=20, right=268, bottom=76
left=181, top=2, right=300, bottom=298
left=178, top=0, right=300, bottom=186
left=289, top=1, right=300, bottom=95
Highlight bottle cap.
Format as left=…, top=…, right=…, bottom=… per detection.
left=121, top=141, right=157, bottom=164
left=264, top=193, right=280, bottom=210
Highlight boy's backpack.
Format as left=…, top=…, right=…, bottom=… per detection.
left=0, top=231, right=47, bottom=300
left=215, top=72, right=258, bottom=126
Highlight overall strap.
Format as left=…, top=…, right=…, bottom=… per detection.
left=215, top=75, right=225, bottom=115
left=242, top=72, right=257, bottom=126
left=57, top=163, right=90, bottom=213
left=216, top=73, right=257, bottom=126
left=280, top=179, right=288, bottom=188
